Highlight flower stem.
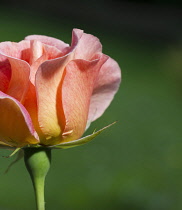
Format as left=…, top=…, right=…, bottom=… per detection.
left=24, top=147, right=51, bottom=210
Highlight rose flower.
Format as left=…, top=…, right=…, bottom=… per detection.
left=0, top=29, right=121, bottom=148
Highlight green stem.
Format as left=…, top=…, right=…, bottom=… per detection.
left=33, top=175, right=45, bottom=210
left=24, top=147, right=51, bottom=210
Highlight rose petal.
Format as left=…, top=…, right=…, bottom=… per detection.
left=0, top=41, right=30, bottom=62
left=0, top=57, right=11, bottom=93
left=29, top=40, right=44, bottom=65
left=28, top=40, right=46, bottom=84
left=34, top=32, right=82, bottom=145
left=43, top=44, right=63, bottom=60
left=87, top=57, right=121, bottom=124
left=69, top=29, right=83, bottom=52
left=0, top=41, right=31, bottom=102
left=29, top=40, right=66, bottom=84
left=35, top=55, right=71, bottom=144
left=73, top=29, right=102, bottom=60
left=61, top=54, right=108, bottom=143
left=0, top=91, right=39, bottom=147
left=23, top=82, right=43, bottom=139
left=6, top=58, right=30, bottom=103
left=25, top=35, right=69, bottom=52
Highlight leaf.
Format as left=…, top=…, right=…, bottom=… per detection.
left=52, top=121, right=117, bottom=149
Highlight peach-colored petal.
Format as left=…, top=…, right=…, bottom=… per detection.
left=0, top=40, right=30, bottom=62
left=34, top=32, right=83, bottom=145
left=23, top=82, right=42, bottom=138
left=6, top=57, right=30, bottom=103
left=29, top=40, right=46, bottom=84
left=87, top=57, right=121, bottom=124
left=29, top=40, right=65, bottom=84
left=0, top=41, right=31, bottom=102
left=61, top=54, right=109, bottom=143
left=0, top=55, right=30, bottom=103
left=69, top=29, right=83, bottom=52
left=43, top=43, right=63, bottom=59
left=35, top=55, right=71, bottom=144
left=73, top=29, right=102, bottom=60
left=25, top=35, right=69, bottom=52
left=0, top=91, right=39, bottom=147
left=0, top=57, right=11, bottom=93
left=29, top=40, right=44, bottom=65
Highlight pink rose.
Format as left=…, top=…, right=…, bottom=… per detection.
left=0, top=29, right=121, bottom=148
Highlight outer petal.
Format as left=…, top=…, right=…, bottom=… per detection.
left=87, top=57, right=121, bottom=124
left=7, top=58, right=30, bottom=103
left=0, top=91, right=39, bottom=147
left=61, top=54, right=109, bottom=143
left=0, top=57, right=11, bottom=93
left=25, top=35, right=69, bottom=52
left=0, top=41, right=31, bottom=102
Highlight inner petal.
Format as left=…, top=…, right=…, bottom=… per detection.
left=0, top=40, right=30, bottom=62
left=29, top=40, right=44, bottom=65
left=29, top=40, right=64, bottom=84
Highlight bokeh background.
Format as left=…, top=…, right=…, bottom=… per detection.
left=0, top=0, right=182, bottom=209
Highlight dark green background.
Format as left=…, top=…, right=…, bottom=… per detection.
left=0, top=1, right=182, bottom=210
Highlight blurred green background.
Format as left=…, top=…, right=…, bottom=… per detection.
left=0, top=0, right=182, bottom=210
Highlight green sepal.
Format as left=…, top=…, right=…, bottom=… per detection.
left=3, top=147, right=21, bottom=158
left=52, top=121, right=117, bottom=149
left=5, top=149, right=24, bottom=173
